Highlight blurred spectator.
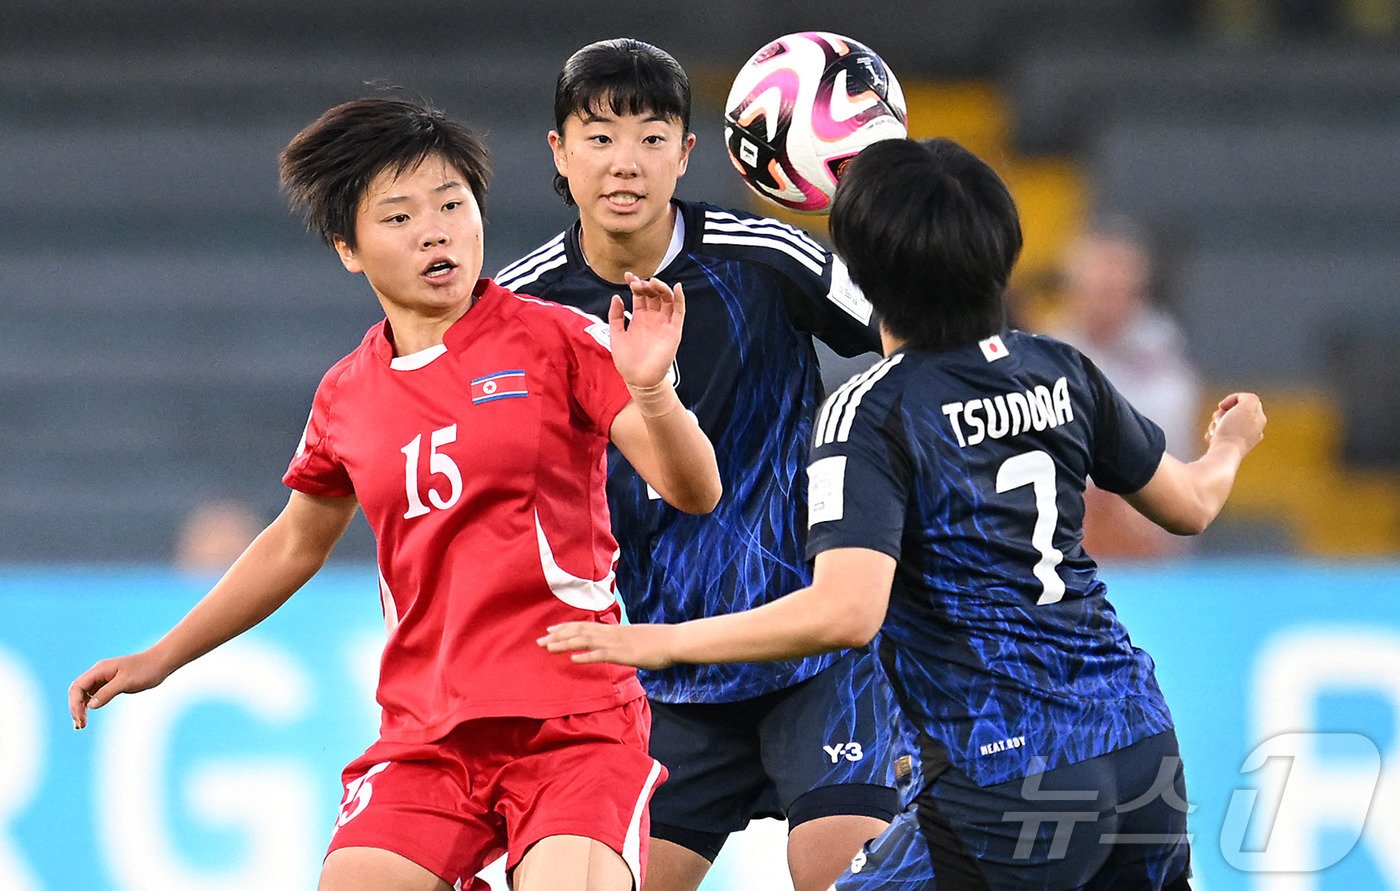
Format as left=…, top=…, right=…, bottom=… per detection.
left=173, top=499, right=262, bottom=574
left=1046, top=216, right=1204, bottom=559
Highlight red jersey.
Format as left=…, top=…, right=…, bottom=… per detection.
left=285, top=279, right=643, bottom=742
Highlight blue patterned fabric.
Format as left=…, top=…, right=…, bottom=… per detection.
left=807, top=330, right=1173, bottom=786
left=497, top=199, right=881, bottom=703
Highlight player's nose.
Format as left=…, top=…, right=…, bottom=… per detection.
left=609, top=146, right=640, bottom=175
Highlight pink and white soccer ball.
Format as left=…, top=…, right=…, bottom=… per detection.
left=724, top=31, right=908, bottom=214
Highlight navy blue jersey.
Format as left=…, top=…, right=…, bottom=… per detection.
left=497, top=199, right=882, bottom=703
left=805, top=329, right=1174, bottom=786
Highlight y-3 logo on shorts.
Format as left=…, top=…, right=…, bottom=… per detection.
left=824, top=742, right=864, bottom=763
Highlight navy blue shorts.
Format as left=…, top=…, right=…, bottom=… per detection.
left=835, top=729, right=1192, bottom=889
left=649, top=648, right=900, bottom=861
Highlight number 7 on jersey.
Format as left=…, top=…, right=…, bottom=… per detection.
left=995, top=450, right=1067, bottom=605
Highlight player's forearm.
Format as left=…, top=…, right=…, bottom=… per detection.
left=1176, top=435, right=1250, bottom=532
left=627, top=383, right=722, bottom=514
left=147, top=518, right=330, bottom=677
left=1129, top=437, right=1249, bottom=536
left=668, top=583, right=871, bottom=664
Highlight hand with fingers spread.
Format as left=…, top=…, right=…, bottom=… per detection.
left=538, top=621, right=679, bottom=671
left=602, top=271, right=720, bottom=513
left=68, top=650, right=172, bottom=730
left=610, top=272, right=684, bottom=392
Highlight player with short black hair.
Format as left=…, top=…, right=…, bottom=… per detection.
left=541, top=137, right=1266, bottom=889
left=550, top=37, right=692, bottom=206
left=70, top=96, right=722, bottom=891
left=499, top=37, right=898, bottom=891
left=829, top=136, right=1018, bottom=351
left=280, top=97, right=492, bottom=248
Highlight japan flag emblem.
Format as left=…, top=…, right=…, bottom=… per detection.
left=978, top=334, right=1009, bottom=363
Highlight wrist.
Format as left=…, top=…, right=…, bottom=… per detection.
left=1208, top=432, right=1250, bottom=459
left=627, top=380, right=682, bottom=419
left=144, top=642, right=182, bottom=682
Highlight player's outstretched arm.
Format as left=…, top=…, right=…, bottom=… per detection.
left=608, top=272, right=722, bottom=514
left=540, top=547, right=895, bottom=668
left=68, top=490, right=357, bottom=729
left=1125, top=392, right=1266, bottom=535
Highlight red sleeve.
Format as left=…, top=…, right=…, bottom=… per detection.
left=283, top=365, right=354, bottom=497
left=557, top=306, right=633, bottom=435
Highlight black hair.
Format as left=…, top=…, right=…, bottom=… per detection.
left=552, top=38, right=691, bottom=204
left=829, top=138, right=1021, bottom=351
left=280, top=97, right=491, bottom=249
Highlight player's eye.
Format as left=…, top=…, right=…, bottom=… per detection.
left=589, top=134, right=611, bottom=145
left=443, top=200, right=462, bottom=212
left=644, top=135, right=666, bottom=145
left=384, top=213, right=409, bottom=224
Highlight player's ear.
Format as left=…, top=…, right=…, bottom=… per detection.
left=548, top=130, right=568, bottom=178
left=676, top=132, right=697, bottom=178
left=333, top=236, right=363, bottom=274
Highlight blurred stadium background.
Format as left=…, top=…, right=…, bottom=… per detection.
left=2, top=1, right=1398, bottom=888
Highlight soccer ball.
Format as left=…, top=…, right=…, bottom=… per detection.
left=724, top=32, right=908, bottom=214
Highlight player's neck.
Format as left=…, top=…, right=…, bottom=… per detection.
left=381, top=298, right=474, bottom=356
left=881, top=325, right=907, bottom=357
left=578, top=205, right=677, bottom=285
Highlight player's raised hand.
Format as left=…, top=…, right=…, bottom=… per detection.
left=1204, top=392, right=1266, bottom=453
left=538, top=621, right=678, bottom=670
left=68, top=651, right=170, bottom=730
left=609, top=272, right=684, bottom=390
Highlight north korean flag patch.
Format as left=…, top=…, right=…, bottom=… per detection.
left=471, top=369, right=528, bottom=404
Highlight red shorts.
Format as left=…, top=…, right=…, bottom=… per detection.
left=327, top=696, right=665, bottom=888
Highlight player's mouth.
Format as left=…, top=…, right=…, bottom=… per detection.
left=603, top=191, right=643, bottom=210
left=421, top=258, right=458, bottom=284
